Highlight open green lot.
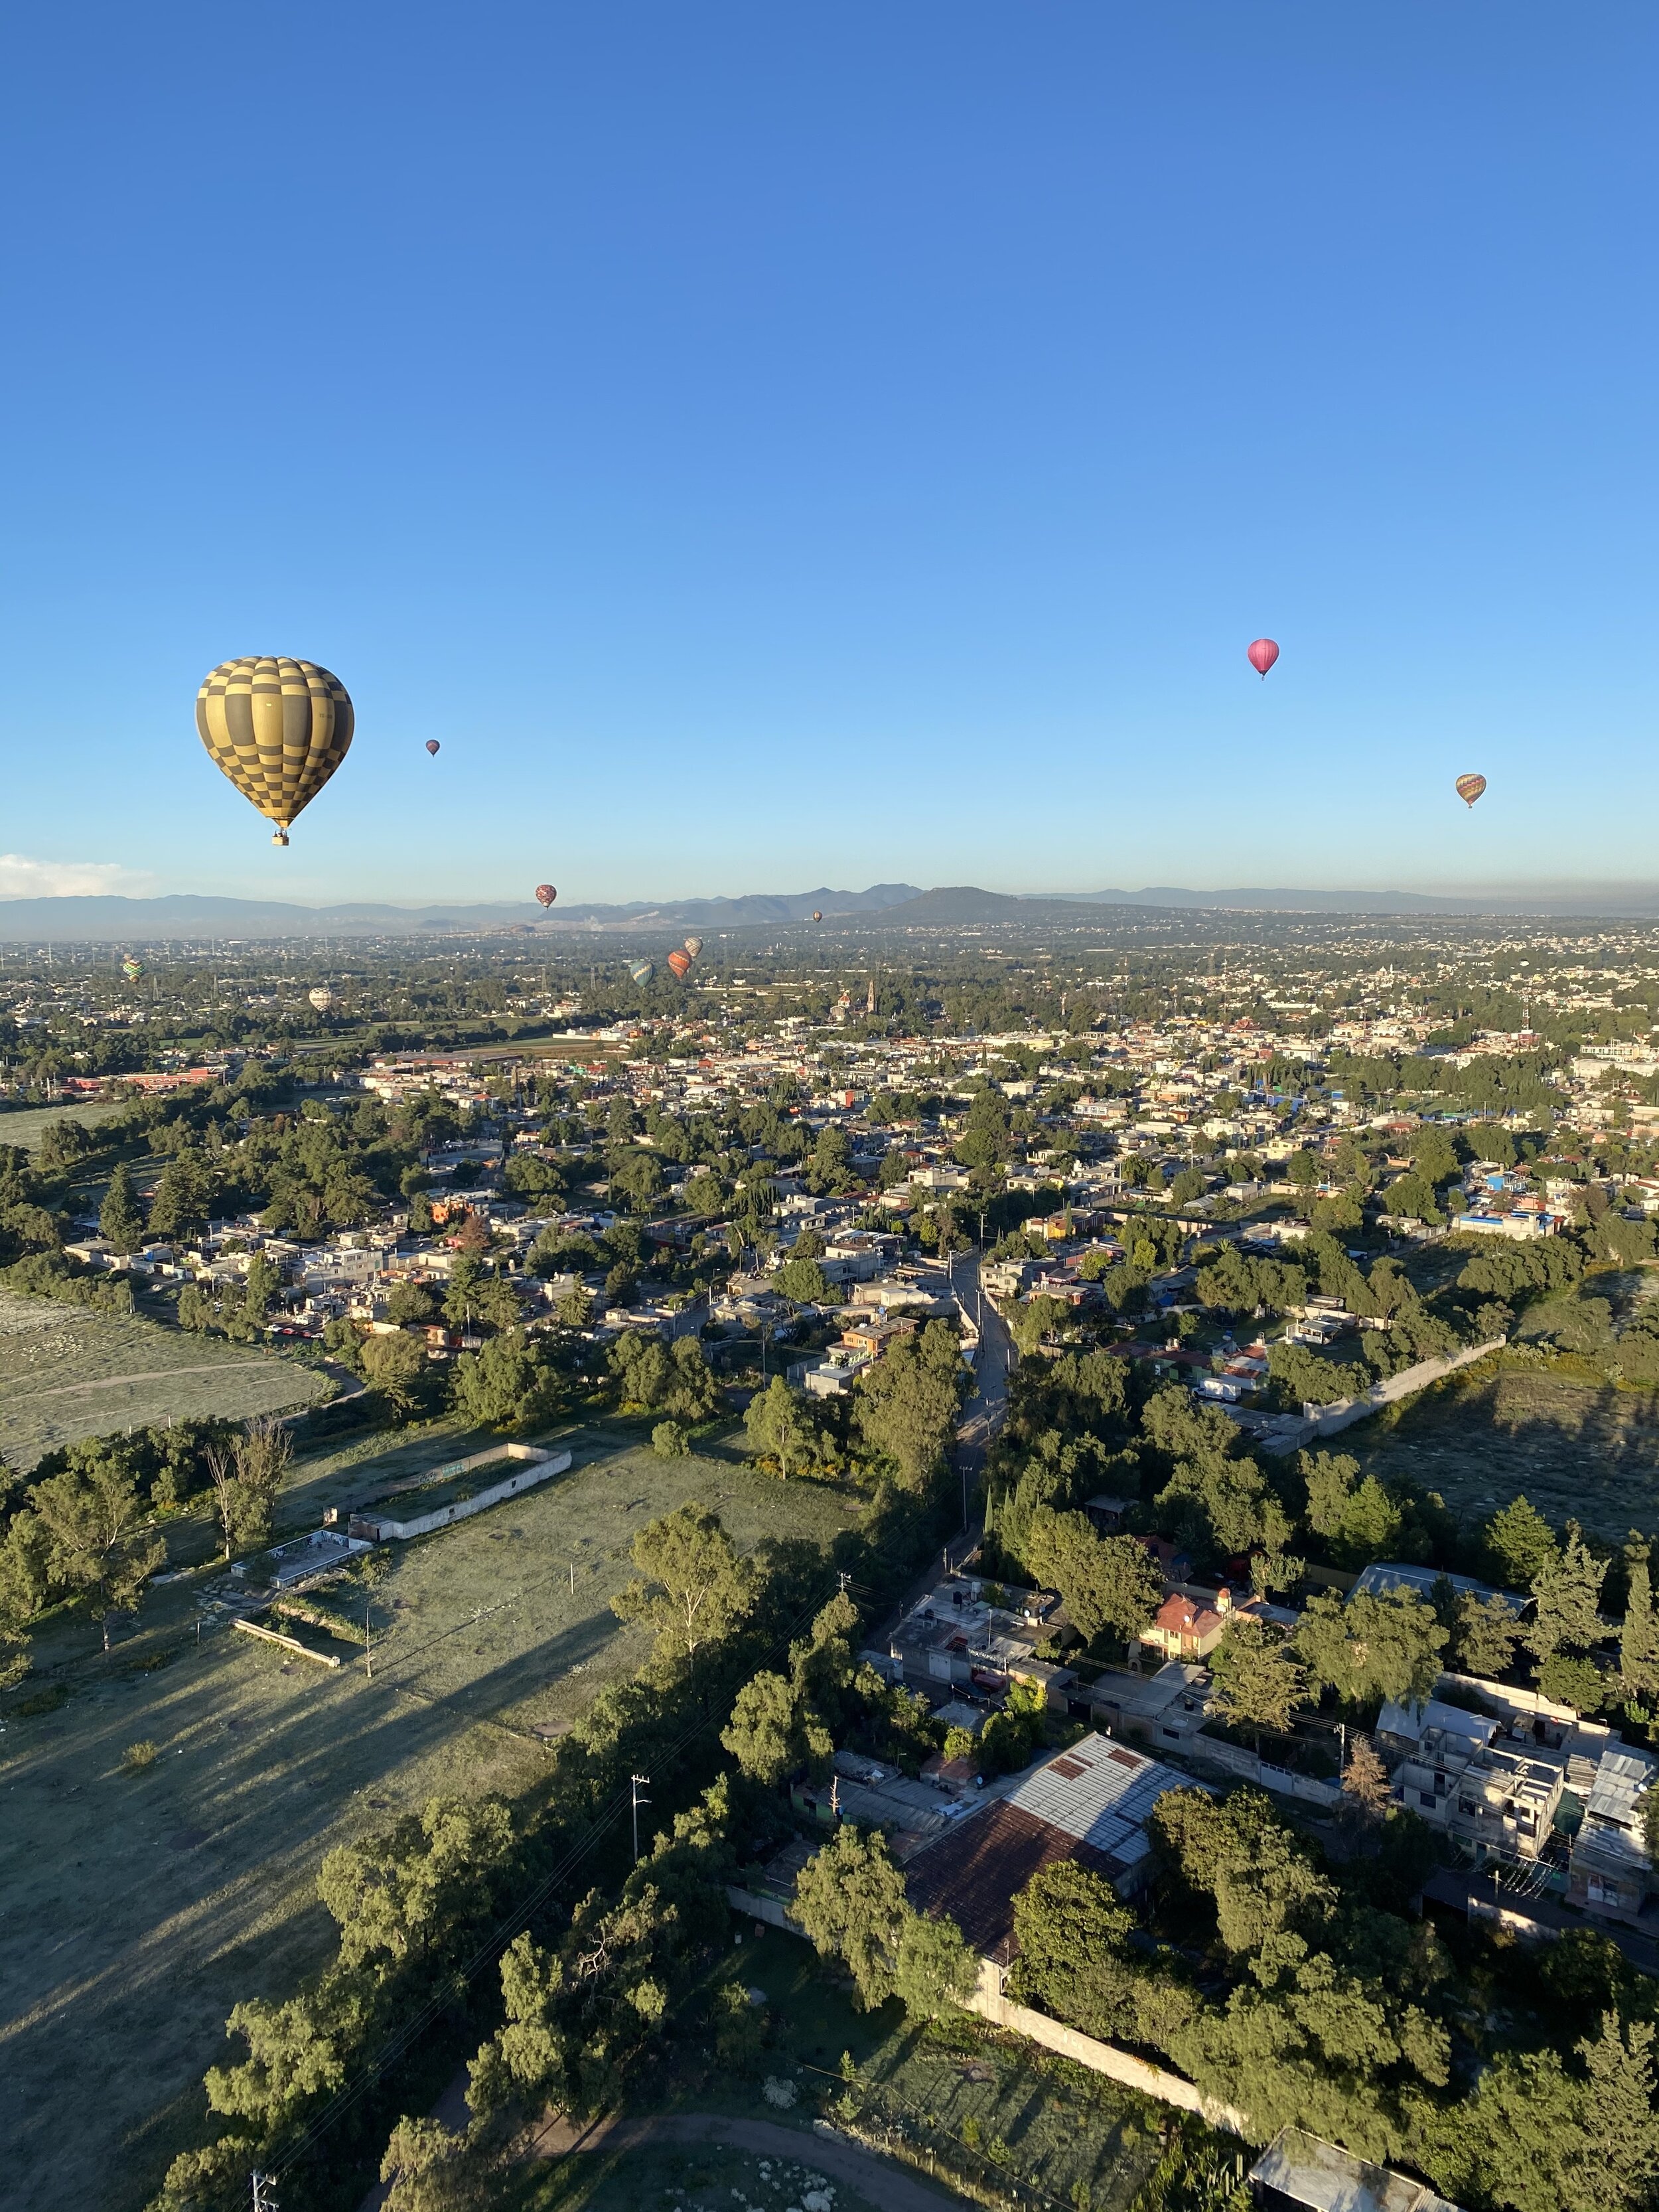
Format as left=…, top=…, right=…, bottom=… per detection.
left=0, top=1291, right=334, bottom=1470
left=1352, top=1356, right=1659, bottom=1544
left=0, top=1421, right=859, bottom=2212
left=0, top=1099, right=128, bottom=1151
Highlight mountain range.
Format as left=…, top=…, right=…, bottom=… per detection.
left=5, top=881, right=1659, bottom=940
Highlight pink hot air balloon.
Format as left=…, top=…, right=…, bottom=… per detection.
left=1247, top=638, right=1279, bottom=678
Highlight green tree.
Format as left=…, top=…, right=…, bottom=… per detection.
left=1528, top=1523, right=1608, bottom=1665
left=361, top=1330, right=431, bottom=1418
left=98, top=1161, right=146, bottom=1255
left=147, top=1148, right=213, bottom=1240
left=1010, top=1293, right=1073, bottom=1356
left=28, top=1453, right=166, bottom=1651
left=1569, top=2012, right=1659, bottom=2212
left=792, top=1824, right=909, bottom=2009
left=205, top=1417, right=293, bottom=1562
left=775, top=1255, right=831, bottom=1307
left=1622, top=1536, right=1659, bottom=1698
left=443, top=1255, right=488, bottom=1330
left=1021, top=1509, right=1164, bottom=1645
left=611, top=1502, right=755, bottom=1664
left=555, top=1284, right=593, bottom=1329
left=1208, top=1615, right=1306, bottom=1744
left=650, top=1419, right=689, bottom=1458
left=743, top=1376, right=820, bottom=1478
left=1486, top=1495, right=1559, bottom=1591
left=1454, top=1591, right=1522, bottom=1680
left=893, top=1911, right=977, bottom=2020
left=449, top=1329, right=561, bottom=1430
left=386, top=1280, right=439, bottom=1326
left=853, top=1319, right=965, bottom=1491
left=1007, top=1860, right=1142, bottom=2043
left=378, top=2118, right=495, bottom=2212
left=1340, top=1732, right=1393, bottom=1823
left=719, top=1668, right=828, bottom=1784
left=1295, top=1587, right=1447, bottom=1706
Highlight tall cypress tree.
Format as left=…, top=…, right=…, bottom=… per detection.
left=98, top=1161, right=146, bottom=1255
left=1621, top=1535, right=1659, bottom=1698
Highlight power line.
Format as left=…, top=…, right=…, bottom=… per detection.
left=260, top=1573, right=847, bottom=2191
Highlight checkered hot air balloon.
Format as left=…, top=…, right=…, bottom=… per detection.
left=682, top=937, right=702, bottom=959
left=196, top=657, right=353, bottom=845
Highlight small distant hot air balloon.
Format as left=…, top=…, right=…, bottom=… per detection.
left=122, top=957, right=143, bottom=982
left=629, top=958, right=655, bottom=986
left=812, top=911, right=822, bottom=923
left=535, top=884, right=557, bottom=909
left=426, top=739, right=441, bottom=757
left=667, top=949, right=693, bottom=980
left=309, top=986, right=334, bottom=1012
left=682, top=936, right=703, bottom=960
left=196, top=656, right=353, bottom=844
left=1455, top=773, right=1488, bottom=809
left=1247, top=638, right=1279, bottom=679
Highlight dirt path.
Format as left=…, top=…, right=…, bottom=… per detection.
left=29, top=1359, right=279, bottom=1396
left=532, top=2110, right=972, bottom=2209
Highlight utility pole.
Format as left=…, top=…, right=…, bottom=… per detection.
left=251, top=2174, right=278, bottom=2212
left=364, top=1595, right=372, bottom=1679
left=631, top=1773, right=651, bottom=1864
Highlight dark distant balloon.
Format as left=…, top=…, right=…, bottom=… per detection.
left=535, top=884, right=557, bottom=909
left=1455, top=773, right=1488, bottom=809
left=196, top=656, right=353, bottom=844
left=426, top=740, right=441, bottom=756
left=1247, top=638, right=1279, bottom=678
left=812, top=911, right=822, bottom=923
left=667, top=949, right=693, bottom=980
left=629, top=958, right=655, bottom=986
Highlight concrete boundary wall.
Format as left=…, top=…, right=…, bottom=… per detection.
left=1261, top=1339, right=1505, bottom=1455
left=234, top=1616, right=342, bottom=1668
left=352, top=1446, right=571, bottom=1542
left=725, top=1888, right=1251, bottom=2137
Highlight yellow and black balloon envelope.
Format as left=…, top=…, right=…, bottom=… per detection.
left=196, top=656, right=354, bottom=844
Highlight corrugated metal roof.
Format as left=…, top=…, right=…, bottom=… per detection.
left=1004, top=1733, right=1184, bottom=1854
left=1586, top=1745, right=1658, bottom=1828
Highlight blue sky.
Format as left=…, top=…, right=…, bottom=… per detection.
left=2, top=5, right=1656, bottom=907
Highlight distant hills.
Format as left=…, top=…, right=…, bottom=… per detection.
left=5, top=879, right=1659, bottom=940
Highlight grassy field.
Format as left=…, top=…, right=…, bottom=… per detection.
left=583, top=1935, right=1163, bottom=2212
left=1352, top=1356, right=1659, bottom=1543
left=0, top=1291, right=334, bottom=1469
left=0, top=1420, right=859, bottom=2212
left=0, top=1099, right=128, bottom=1151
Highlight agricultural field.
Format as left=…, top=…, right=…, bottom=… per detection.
left=1352, top=1355, right=1659, bottom=1544
left=0, top=1422, right=860, bottom=2212
left=0, top=1291, right=334, bottom=1470
left=0, top=1099, right=127, bottom=1151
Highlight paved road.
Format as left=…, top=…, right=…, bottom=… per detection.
left=949, top=1249, right=1012, bottom=1488
left=533, top=2110, right=972, bottom=2210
